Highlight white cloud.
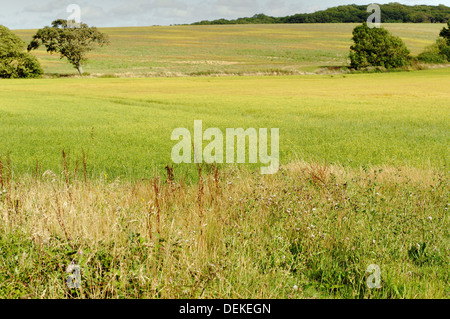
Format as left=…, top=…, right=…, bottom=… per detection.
left=3, top=0, right=450, bottom=29
left=23, top=0, right=72, bottom=13
left=211, top=0, right=261, bottom=17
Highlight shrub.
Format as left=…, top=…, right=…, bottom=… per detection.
left=437, top=38, right=450, bottom=61
left=0, top=25, right=43, bottom=78
left=0, top=53, right=43, bottom=78
left=349, top=23, right=412, bottom=70
left=418, top=38, right=449, bottom=63
left=418, top=22, right=450, bottom=63
left=439, top=21, right=450, bottom=44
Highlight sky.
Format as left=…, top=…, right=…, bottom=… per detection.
left=1, top=0, right=449, bottom=30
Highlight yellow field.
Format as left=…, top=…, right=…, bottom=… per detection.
left=14, top=23, right=447, bottom=76
left=0, top=69, right=449, bottom=178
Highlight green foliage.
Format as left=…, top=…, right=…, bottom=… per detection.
left=418, top=38, right=449, bottom=63
left=0, top=25, right=24, bottom=56
left=438, top=22, right=450, bottom=60
left=419, top=22, right=450, bottom=63
left=193, top=14, right=281, bottom=25
left=0, top=25, right=43, bottom=78
left=192, top=4, right=450, bottom=25
left=0, top=163, right=448, bottom=299
left=349, top=23, right=412, bottom=70
left=439, top=21, right=450, bottom=43
left=440, top=44, right=450, bottom=61
left=28, top=19, right=109, bottom=75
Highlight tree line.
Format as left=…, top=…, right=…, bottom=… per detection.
left=192, top=3, right=450, bottom=25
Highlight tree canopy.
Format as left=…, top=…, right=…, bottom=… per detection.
left=192, top=3, right=450, bottom=25
left=440, top=21, right=450, bottom=43
left=418, top=21, right=450, bottom=63
left=0, top=25, right=43, bottom=78
left=28, top=19, right=109, bottom=75
left=349, top=23, right=412, bottom=70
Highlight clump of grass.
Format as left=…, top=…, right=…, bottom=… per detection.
left=97, top=74, right=118, bottom=78
left=0, top=159, right=448, bottom=299
left=0, top=155, right=5, bottom=190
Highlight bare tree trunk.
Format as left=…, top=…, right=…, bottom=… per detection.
left=77, top=65, right=83, bottom=76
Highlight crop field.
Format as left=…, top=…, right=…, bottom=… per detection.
left=14, top=23, right=447, bottom=76
left=0, top=69, right=449, bottom=179
left=0, top=24, right=449, bottom=299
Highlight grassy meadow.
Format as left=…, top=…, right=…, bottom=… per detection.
left=0, top=162, right=448, bottom=298
left=0, top=69, right=449, bottom=179
left=0, top=24, right=449, bottom=299
left=14, top=23, right=448, bottom=76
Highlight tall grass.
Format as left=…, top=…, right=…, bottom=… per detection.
left=0, top=156, right=447, bottom=299
left=0, top=70, right=449, bottom=180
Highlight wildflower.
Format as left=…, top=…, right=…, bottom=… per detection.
left=293, top=285, right=299, bottom=291
left=428, top=216, right=432, bottom=221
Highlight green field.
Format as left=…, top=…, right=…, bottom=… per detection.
left=1, top=24, right=449, bottom=300
left=14, top=23, right=447, bottom=76
left=0, top=69, right=449, bottom=179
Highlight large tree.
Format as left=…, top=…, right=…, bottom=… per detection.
left=0, top=25, right=43, bottom=78
left=27, top=19, right=109, bottom=75
left=349, top=23, right=412, bottom=70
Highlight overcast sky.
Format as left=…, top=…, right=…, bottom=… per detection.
left=1, top=0, right=449, bottom=30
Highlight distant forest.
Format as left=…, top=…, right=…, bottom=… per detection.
left=192, top=3, right=450, bottom=25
